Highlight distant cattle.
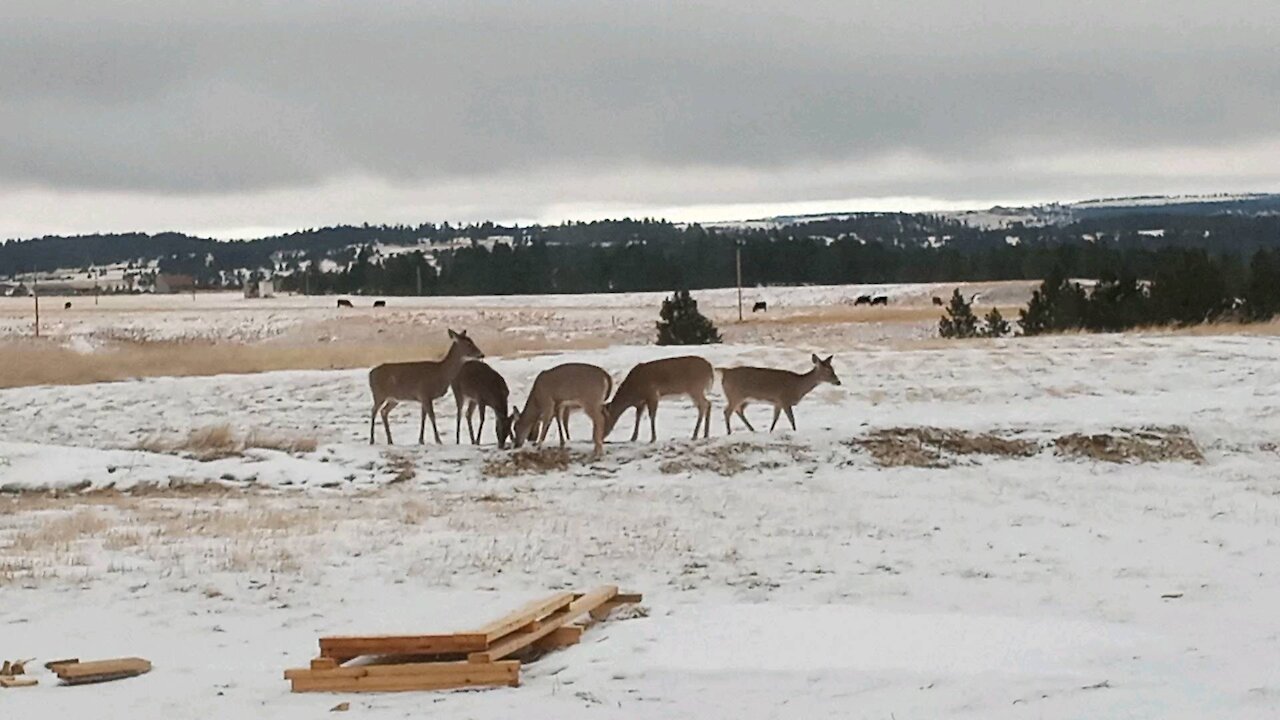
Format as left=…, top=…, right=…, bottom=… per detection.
left=752, top=301, right=768, bottom=313
left=932, top=296, right=944, bottom=306
left=337, top=299, right=354, bottom=308
left=373, top=300, right=386, bottom=308
left=870, top=296, right=888, bottom=306
left=854, top=295, right=872, bottom=306
left=64, top=301, right=72, bottom=310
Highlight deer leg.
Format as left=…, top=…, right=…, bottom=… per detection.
left=693, top=394, right=710, bottom=440
left=474, top=404, right=486, bottom=445
left=647, top=399, right=658, bottom=442
left=418, top=400, right=428, bottom=444
left=784, top=405, right=797, bottom=431
left=555, top=406, right=569, bottom=447
left=537, top=411, right=552, bottom=445
left=737, top=403, right=756, bottom=432
left=464, top=402, right=477, bottom=444
left=370, top=398, right=382, bottom=445
left=769, top=405, right=782, bottom=432
left=426, top=401, right=442, bottom=444
left=587, top=405, right=605, bottom=458
left=724, top=402, right=734, bottom=435
left=381, top=400, right=396, bottom=445
left=455, top=396, right=465, bottom=444
left=630, top=406, right=643, bottom=442
left=560, top=406, right=573, bottom=442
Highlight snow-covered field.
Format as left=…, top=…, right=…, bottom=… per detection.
left=3, top=329, right=1280, bottom=718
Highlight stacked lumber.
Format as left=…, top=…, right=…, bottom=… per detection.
left=284, top=585, right=641, bottom=693
left=50, top=658, right=152, bottom=685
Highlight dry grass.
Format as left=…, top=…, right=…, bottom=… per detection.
left=1054, top=426, right=1204, bottom=464
left=135, top=424, right=318, bottom=460
left=384, top=452, right=418, bottom=484
left=482, top=447, right=572, bottom=477
left=852, top=427, right=1040, bottom=468
left=0, top=331, right=612, bottom=389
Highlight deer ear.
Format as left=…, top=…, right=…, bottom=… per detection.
left=811, top=353, right=820, bottom=364
left=825, top=355, right=834, bottom=365
left=448, top=328, right=459, bottom=339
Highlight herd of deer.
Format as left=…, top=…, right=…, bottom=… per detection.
left=368, top=329, right=842, bottom=456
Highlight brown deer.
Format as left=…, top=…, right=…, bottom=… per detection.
left=603, top=356, right=714, bottom=442
left=451, top=360, right=512, bottom=448
left=367, top=329, right=483, bottom=445
left=721, top=354, right=841, bottom=434
left=511, top=363, right=612, bottom=456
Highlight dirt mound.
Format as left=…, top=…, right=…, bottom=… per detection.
left=1054, top=427, right=1203, bottom=464
left=658, top=440, right=810, bottom=476
left=851, top=427, right=1039, bottom=468
left=482, top=447, right=573, bottom=477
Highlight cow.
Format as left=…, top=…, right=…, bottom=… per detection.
left=337, top=299, right=354, bottom=308
left=854, top=295, right=872, bottom=306
left=373, top=300, right=386, bottom=308
left=752, top=301, right=768, bottom=313
left=871, top=296, right=888, bottom=306
left=932, top=296, right=944, bottom=306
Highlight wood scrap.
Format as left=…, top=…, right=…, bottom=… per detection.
left=0, top=676, right=38, bottom=688
left=52, top=657, right=152, bottom=685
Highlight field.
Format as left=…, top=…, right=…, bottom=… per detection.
left=2, top=282, right=1280, bottom=719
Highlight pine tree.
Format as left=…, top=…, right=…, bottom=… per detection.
left=656, top=290, right=722, bottom=345
left=1243, top=249, right=1280, bottom=321
left=982, top=307, right=1010, bottom=338
left=938, top=289, right=979, bottom=339
left=1018, top=268, right=1087, bottom=336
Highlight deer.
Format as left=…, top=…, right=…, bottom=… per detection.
left=367, top=329, right=483, bottom=445
left=451, top=360, right=512, bottom=448
left=721, top=354, right=841, bottom=434
left=603, top=356, right=714, bottom=442
left=510, top=363, right=612, bottom=457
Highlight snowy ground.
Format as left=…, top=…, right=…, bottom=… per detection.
left=3, top=333, right=1280, bottom=718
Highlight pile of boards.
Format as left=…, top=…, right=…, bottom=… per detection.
left=284, top=585, right=641, bottom=693
left=0, top=657, right=151, bottom=688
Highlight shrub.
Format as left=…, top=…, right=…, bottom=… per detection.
left=981, top=307, right=1011, bottom=338
left=656, top=290, right=722, bottom=345
left=1019, top=268, right=1087, bottom=336
left=938, top=290, right=979, bottom=339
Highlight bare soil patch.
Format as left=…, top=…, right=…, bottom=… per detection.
left=1054, top=426, right=1204, bottom=464
left=134, top=424, right=318, bottom=460
left=852, top=427, right=1039, bottom=468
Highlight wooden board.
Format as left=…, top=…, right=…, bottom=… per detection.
left=0, top=676, right=38, bottom=688
left=319, top=632, right=488, bottom=661
left=287, top=660, right=519, bottom=693
left=475, top=591, right=574, bottom=642
left=531, top=625, right=584, bottom=652
left=468, top=586, right=617, bottom=664
left=53, top=657, right=151, bottom=685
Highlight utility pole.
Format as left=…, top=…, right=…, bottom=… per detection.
left=416, top=264, right=423, bottom=296
left=735, top=240, right=744, bottom=322
left=32, top=271, right=40, bottom=338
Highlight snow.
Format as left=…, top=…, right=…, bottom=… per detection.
left=2, top=332, right=1280, bottom=718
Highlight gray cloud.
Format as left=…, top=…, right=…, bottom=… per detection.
left=1, top=1, right=1279, bottom=231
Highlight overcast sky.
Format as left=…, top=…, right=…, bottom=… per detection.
left=3, top=1, right=1279, bottom=239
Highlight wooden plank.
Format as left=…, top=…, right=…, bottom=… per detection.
left=589, top=592, right=644, bottom=621
left=287, top=659, right=519, bottom=682
left=53, top=657, right=151, bottom=682
left=319, top=633, right=487, bottom=660
left=531, top=625, right=583, bottom=651
left=311, top=658, right=339, bottom=670
left=469, top=586, right=617, bottom=663
left=474, top=591, right=574, bottom=642
left=289, top=661, right=519, bottom=693
left=0, top=676, right=38, bottom=688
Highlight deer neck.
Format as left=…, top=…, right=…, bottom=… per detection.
left=440, top=341, right=470, bottom=377
left=795, top=366, right=824, bottom=400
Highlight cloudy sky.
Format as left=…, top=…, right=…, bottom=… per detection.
left=2, top=1, right=1279, bottom=239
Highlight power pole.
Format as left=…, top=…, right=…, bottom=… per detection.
left=32, top=271, right=40, bottom=338
left=735, top=240, right=744, bottom=322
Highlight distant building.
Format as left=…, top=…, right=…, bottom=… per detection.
left=154, top=273, right=196, bottom=294
left=243, top=277, right=277, bottom=299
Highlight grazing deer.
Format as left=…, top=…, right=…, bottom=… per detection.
left=511, top=363, right=612, bottom=456
left=451, top=360, right=512, bottom=448
left=368, top=329, right=483, bottom=445
left=721, top=354, right=841, bottom=434
left=603, top=356, right=714, bottom=442
left=870, top=295, right=888, bottom=306
left=752, top=301, right=768, bottom=313
left=337, top=299, right=354, bottom=308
